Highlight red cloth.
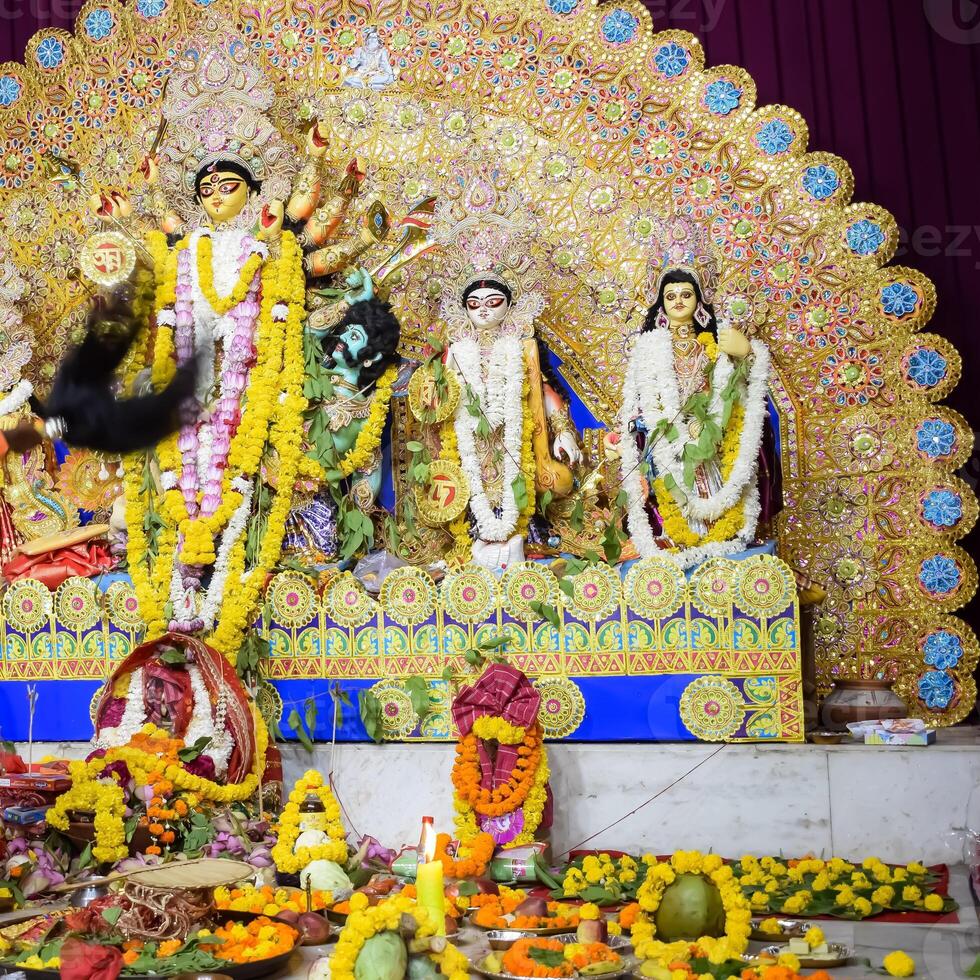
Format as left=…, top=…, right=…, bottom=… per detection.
left=59, top=937, right=123, bottom=980
left=2, top=541, right=115, bottom=589
left=453, top=665, right=541, bottom=791
left=452, top=664, right=540, bottom=735
left=143, top=661, right=193, bottom=737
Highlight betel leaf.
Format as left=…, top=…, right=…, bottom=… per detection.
left=358, top=690, right=383, bottom=743
left=602, top=521, right=623, bottom=565
left=528, top=946, right=566, bottom=968
left=178, top=736, right=212, bottom=763
left=455, top=880, right=480, bottom=897
left=511, top=473, right=529, bottom=513
left=537, top=489, right=553, bottom=516
left=406, top=441, right=425, bottom=453
left=570, top=497, right=585, bottom=532
left=158, top=646, right=187, bottom=665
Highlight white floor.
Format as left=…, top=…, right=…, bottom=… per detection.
left=26, top=728, right=980, bottom=865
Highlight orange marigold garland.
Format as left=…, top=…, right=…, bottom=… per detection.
left=450, top=665, right=551, bottom=848
left=434, top=831, right=495, bottom=878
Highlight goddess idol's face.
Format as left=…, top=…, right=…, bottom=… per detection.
left=662, top=281, right=698, bottom=326
left=198, top=170, right=250, bottom=225
left=464, top=286, right=510, bottom=332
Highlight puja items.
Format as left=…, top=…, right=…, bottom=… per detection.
left=471, top=888, right=581, bottom=933
left=479, top=936, right=626, bottom=978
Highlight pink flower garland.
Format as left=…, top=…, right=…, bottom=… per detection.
left=169, top=233, right=262, bottom=632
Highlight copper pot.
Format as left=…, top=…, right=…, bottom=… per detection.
left=820, top=679, right=906, bottom=732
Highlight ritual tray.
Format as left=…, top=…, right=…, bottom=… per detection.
left=474, top=959, right=635, bottom=980
left=486, top=930, right=631, bottom=952
left=749, top=916, right=808, bottom=941
left=468, top=914, right=572, bottom=936
left=755, top=943, right=853, bottom=969
left=0, top=947, right=294, bottom=980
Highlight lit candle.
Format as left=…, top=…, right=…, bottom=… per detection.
left=415, top=819, right=446, bottom=936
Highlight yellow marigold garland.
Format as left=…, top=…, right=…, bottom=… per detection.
left=271, top=770, right=348, bottom=873
left=196, top=233, right=266, bottom=316
left=630, top=850, right=751, bottom=968
left=338, top=364, right=398, bottom=478
left=653, top=397, right=747, bottom=549
left=331, top=892, right=470, bottom=980
left=47, top=762, right=128, bottom=864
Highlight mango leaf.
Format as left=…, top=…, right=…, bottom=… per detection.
left=178, top=736, right=212, bottom=763
left=404, top=676, right=432, bottom=720
left=286, top=708, right=314, bottom=752
left=965, top=953, right=980, bottom=977
left=159, top=647, right=187, bottom=665
left=511, top=473, right=528, bottom=513
left=537, top=489, right=553, bottom=516
left=478, top=636, right=509, bottom=650
left=304, top=696, right=318, bottom=741
left=406, top=441, right=425, bottom=453
left=358, top=690, right=384, bottom=743
left=529, top=600, right=561, bottom=631
left=558, top=577, right=575, bottom=599
left=570, top=497, right=585, bottom=532
left=602, top=522, right=623, bottom=565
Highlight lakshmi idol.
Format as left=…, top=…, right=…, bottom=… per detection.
left=413, top=168, right=582, bottom=570
left=616, top=217, right=773, bottom=569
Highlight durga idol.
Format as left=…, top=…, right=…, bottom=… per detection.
left=615, top=217, right=772, bottom=569
left=99, top=17, right=385, bottom=657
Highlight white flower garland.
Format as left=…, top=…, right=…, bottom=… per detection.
left=449, top=335, right=525, bottom=542
left=0, top=379, right=32, bottom=418
left=198, top=477, right=254, bottom=630
left=94, top=668, right=146, bottom=749
left=183, top=664, right=233, bottom=777
left=619, top=329, right=770, bottom=569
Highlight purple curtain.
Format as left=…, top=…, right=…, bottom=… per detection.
left=2, top=0, right=978, bottom=626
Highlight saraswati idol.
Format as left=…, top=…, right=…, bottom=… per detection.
left=616, top=217, right=773, bottom=569
left=102, top=17, right=386, bottom=657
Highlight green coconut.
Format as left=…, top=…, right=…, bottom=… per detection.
left=653, top=873, right=726, bottom=941
left=354, top=931, right=408, bottom=980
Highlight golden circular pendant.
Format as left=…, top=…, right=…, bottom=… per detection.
left=415, top=459, right=470, bottom=525
left=80, top=231, right=137, bottom=288
left=408, top=362, right=460, bottom=423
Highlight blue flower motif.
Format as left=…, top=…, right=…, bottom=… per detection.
left=704, top=79, right=741, bottom=115
left=919, top=555, right=961, bottom=595
left=907, top=348, right=947, bottom=387
left=652, top=41, right=689, bottom=76
left=846, top=219, right=886, bottom=256
left=880, top=282, right=918, bottom=318
left=547, top=0, right=579, bottom=12
left=137, top=0, right=167, bottom=17
left=84, top=9, right=114, bottom=40
left=802, top=165, right=840, bottom=200
left=601, top=9, right=639, bottom=46
left=924, top=631, right=964, bottom=670
left=35, top=37, right=65, bottom=70
left=0, top=76, right=21, bottom=107
left=923, top=490, right=963, bottom=528
left=916, top=418, right=956, bottom=458
left=755, top=118, right=795, bottom=155
left=919, top=669, right=955, bottom=710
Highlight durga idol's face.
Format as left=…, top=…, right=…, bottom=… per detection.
left=198, top=170, right=250, bottom=225
left=464, top=286, right=510, bottom=331
left=662, top=281, right=698, bottom=326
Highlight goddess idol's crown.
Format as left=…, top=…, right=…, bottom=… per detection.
left=649, top=214, right=720, bottom=304
left=157, top=15, right=299, bottom=226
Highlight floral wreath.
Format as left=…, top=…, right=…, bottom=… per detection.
left=271, top=769, right=348, bottom=874
left=330, top=892, right=470, bottom=980
left=629, top=850, right=752, bottom=967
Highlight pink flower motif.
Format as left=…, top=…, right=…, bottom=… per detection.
left=583, top=583, right=599, bottom=600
